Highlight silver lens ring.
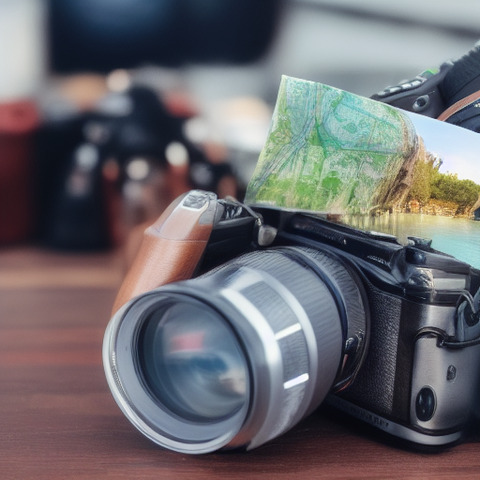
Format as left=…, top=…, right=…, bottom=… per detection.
left=103, top=293, right=252, bottom=454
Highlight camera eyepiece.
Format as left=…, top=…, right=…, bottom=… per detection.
left=103, top=246, right=368, bottom=453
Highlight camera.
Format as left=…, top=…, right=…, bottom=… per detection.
left=35, top=85, right=237, bottom=250
left=103, top=189, right=480, bottom=454
left=371, top=44, right=480, bottom=133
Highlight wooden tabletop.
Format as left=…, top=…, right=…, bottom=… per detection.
left=1, top=247, right=480, bottom=480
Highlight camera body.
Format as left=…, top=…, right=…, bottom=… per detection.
left=273, top=210, right=480, bottom=446
left=371, top=62, right=452, bottom=118
left=105, top=190, right=480, bottom=453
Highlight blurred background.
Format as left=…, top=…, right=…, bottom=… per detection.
left=1, top=0, right=480, bottom=252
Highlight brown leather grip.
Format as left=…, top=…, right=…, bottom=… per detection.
left=112, top=191, right=218, bottom=314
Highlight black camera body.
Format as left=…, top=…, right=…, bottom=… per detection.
left=104, top=190, right=480, bottom=453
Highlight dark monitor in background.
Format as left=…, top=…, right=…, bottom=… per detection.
left=48, top=0, right=281, bottom=73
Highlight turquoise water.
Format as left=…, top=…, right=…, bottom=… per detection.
left=345, top=213, right=480, bottom=269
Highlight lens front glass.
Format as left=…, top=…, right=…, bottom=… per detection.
left=138, top=300, right=249, bottom=423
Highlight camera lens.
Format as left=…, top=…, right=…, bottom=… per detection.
left=138, top=302, right=248, bottom=422
left=104, top=247, right=368, bottom=453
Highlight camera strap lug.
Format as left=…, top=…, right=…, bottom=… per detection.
left=235, top=201, right=277, bottom=246
left=416, top=327, right=480, bottom=350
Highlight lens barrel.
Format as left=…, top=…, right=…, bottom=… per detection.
left=103, top=246, right=368, bottom=453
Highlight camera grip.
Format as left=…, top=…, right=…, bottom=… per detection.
left=112, top=191, right=217, bottom=314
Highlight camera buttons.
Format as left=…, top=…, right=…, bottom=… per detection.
left=415, top=386, right=436, bottom=422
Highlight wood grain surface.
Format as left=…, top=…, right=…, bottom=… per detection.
left=1, top=247, right=480, bottom=479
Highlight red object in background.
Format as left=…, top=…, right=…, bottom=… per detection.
left=0, top=100, right=39, bottom=244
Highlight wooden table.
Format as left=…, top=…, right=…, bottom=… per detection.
left=1, top=247, right=480, bottom=479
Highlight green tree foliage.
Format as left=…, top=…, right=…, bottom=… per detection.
left=430, top=171, right=480, bottom=214
left=407, top=152, right=480, bottom=214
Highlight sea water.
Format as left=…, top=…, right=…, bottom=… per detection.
left=349, top=213, right=480, bottom=269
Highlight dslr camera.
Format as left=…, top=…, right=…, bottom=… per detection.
left=103, top=190, right=480, bottom=454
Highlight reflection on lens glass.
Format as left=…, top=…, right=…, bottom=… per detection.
left=138, top=301, right=248, bottom=423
